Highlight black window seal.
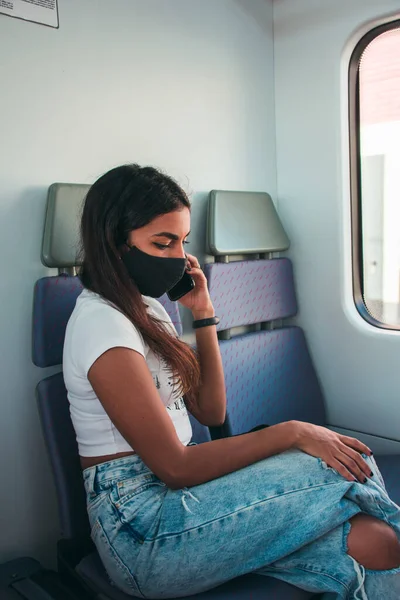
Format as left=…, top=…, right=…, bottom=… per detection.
left=349, top=18, right=400, bottom=331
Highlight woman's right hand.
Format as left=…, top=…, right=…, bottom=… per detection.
left=291, top=421, right=374, bottom=483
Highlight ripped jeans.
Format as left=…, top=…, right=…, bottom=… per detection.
left=83, top=447, right=400, bottom=599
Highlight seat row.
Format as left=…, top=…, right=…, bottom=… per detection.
left=32, top=186, right=399, bottom=600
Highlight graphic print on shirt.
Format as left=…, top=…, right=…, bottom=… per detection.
left=154, top=374, right=161, bottom=390
left=149, top=356, right=187, bottom=412
left=159, top=357, right=188, bottom=415
left=167, top=396, right=187, bottom=412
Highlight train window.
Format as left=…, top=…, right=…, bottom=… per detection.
left=349, top=21, right=400, bottom=330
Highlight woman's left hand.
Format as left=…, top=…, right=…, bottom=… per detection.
left=178, top=254, right=215, bottom=318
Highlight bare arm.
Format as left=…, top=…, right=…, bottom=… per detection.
left=187, top=314, right=226, bottom=427
left=88, top=347, right=296, bottom=489
left=172, top=422, right=295, bottom=488
left=178, top=255, right=226, bottom=426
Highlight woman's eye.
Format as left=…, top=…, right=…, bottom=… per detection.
left=153, top=242, right=170, bottom=250
left=153, top=240, right=189, bottom=250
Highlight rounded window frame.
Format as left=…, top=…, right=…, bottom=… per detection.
left=349, top=18, right=400, bottom=331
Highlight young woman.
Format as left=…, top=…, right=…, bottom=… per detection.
left=63, top=164, right=400, bottom=600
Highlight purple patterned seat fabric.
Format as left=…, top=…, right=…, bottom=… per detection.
left=219, top=328, right=326, bottom=435
left=204, top=258, right=297, bottom=331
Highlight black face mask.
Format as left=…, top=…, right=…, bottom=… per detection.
left=122, top=245, right=187, bottom=298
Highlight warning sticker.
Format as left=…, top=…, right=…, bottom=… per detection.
left=0, top=0, right=59, bottom=28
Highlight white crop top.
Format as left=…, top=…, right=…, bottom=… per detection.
left=63, top=288, right=193, bottom=456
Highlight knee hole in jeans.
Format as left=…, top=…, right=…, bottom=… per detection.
left=347, top=514, right=400, bottom=570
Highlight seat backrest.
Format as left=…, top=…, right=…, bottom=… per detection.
left=36, top=373, right=89, bottom=539
left=33, top=183, right=209, bottom=540
left=205, top=190, right=326, bottom=436
left=217, top=327, right=326, bottom=434
left=204, top=258, right=297, bottom=331
left=33, top=275, right=84, bottom=368
left=33, top=275, right=183, bottom=369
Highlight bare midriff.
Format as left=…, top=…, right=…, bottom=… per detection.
left=80, top=450, right=136, bottom=470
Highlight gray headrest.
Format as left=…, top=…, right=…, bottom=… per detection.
left=207, top=190, right=290, bottom=256
left=41, top=183, right=90, bottom=268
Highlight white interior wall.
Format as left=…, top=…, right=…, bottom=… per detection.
left=0, top=0, right=276, bottom=565
left=273, top=0, right=400, bottom=445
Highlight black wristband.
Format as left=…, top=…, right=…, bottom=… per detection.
left=192, top=316, right=220, bottom=329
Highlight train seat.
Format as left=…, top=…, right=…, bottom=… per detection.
left=32, top=184, right=315, bottom=600
left=204, top=258, right=326, bottom=434
left=204, top=190, right=400, bottom=505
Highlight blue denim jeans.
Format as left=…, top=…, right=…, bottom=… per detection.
left=83, top=448, right=400, bottom=599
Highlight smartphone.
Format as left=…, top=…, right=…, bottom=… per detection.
left=167, top=272, right=195, bottom=301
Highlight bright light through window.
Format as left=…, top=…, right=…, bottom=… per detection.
left=354, top=25, right=400, bottom=328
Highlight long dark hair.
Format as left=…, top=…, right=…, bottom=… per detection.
left=79, top=164, right=200, bottom=406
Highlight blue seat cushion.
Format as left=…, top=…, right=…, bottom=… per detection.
left=33, top=275, right=84, bottom=367
left=189, top=413, right=211, bottom=443
left=375, top=455, right=400, bottom=505
left=76, top=551, right=317, bottom=600
left=36, top=372, right=90, bottom=539
left=219, top=327, right=326, bottom=435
